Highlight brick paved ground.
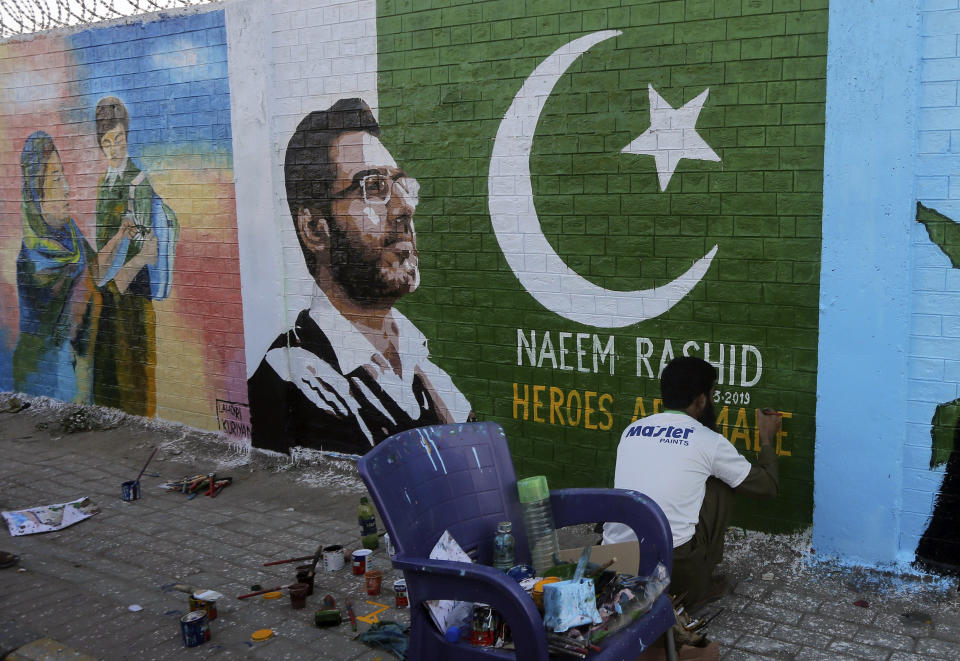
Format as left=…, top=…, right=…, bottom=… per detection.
left=0, top=396, right=958, bottom=660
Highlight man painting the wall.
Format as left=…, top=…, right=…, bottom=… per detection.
left=247, top=98, right=471, bottom=455
left=93, top=96, right=178, bottom=418
left=603, top=356, right=781, bottom=610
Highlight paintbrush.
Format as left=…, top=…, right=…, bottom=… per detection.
left=263, top=543, right=324, bottom=567
left=585, top=557, right=617, bottom=578
left=134, top=446, right=158, bottom=483
left=345, top=597, right=357, bottom=631
left=263, top=554, right=315, bottom=567
left=236, top=583, right=295, bottom=599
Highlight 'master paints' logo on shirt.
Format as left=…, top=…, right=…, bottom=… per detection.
left=626, top=424, right=694, bottom=442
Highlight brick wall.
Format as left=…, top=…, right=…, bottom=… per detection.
left=904, top=0, right=960, bottom=562
left=0, top=8, right=244, bottom=433
left=0, top=0, right=829, bottom=536
left=376, top=0, right=827, bottom=532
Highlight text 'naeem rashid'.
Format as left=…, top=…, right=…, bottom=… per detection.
left=516, top=328, right=763, bottom=385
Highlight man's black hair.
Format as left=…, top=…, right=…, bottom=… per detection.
left=95, top=96, right=129, bottom=145
left=284, top=98, right=381, bottom=273
left=660, top=356, right=717, bottom=410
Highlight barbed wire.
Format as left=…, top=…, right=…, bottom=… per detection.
left=1, top=0, right=219, bottom=38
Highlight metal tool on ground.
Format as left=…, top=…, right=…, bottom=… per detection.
left=237, top=583, right=296, bottom=599
left=262, top=543, right=323, bottom=567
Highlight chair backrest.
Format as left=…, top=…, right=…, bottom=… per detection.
left=358, top=422, right=531, bottom=566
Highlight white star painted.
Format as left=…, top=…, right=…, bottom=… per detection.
left=622, top=84, right=721, bottom=192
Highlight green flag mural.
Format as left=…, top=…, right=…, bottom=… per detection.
left=377, top=0, right=827, bottom=532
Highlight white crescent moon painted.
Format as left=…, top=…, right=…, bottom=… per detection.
left=487, top=30, right=719, bottom=328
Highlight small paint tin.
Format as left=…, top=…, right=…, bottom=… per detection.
left=352, top=549, right=372, bottom=575
left=365, top=569, right=383, bottom=596
left=314, top=609, right=342, bottom=627
left=470, top=603, right=497, bottom=646
left=189, top=590, right=222, bottom=621
left=323, top=544, right=345, bottom=572
left=180, top=610, right=210, bottom=647
left=393, top=579, right=408, bottom=608
left=121, top=480, right=140, bottom=502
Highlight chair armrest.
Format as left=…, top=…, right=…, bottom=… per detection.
left=550, top=488, right=673, bottom=576
left=392, top=555, right=549, bottom=661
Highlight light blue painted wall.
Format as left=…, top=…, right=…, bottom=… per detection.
left=815, top=0, right=920, bottom=567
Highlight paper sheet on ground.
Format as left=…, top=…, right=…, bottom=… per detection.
left=2, top=497, right=100, bottom=536
left=425, top=530, right=475, bottom=633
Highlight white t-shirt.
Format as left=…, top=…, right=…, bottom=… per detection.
left=602, top=411, right=752, bottom=548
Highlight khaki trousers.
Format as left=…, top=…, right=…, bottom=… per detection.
left=669, top=477, right=733, bottom=606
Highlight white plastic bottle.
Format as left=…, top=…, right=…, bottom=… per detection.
left=516, top=475, right=560, bottom=575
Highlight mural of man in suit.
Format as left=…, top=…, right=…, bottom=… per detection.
left=247, top=98, right=472, bottom=455
left=93, top=96, right=179, bottom=417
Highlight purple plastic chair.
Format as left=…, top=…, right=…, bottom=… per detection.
left=357, top=422, right=677, bottom=660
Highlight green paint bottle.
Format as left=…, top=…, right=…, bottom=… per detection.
left=358, top=496, right=379, bottom=550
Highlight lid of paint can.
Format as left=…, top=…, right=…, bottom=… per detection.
left=262, top=591, right=283, bottom=600
left=251, top=629, right=274, bottom=641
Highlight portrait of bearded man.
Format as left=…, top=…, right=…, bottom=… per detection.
left=247, top=98, right=472, bottom=455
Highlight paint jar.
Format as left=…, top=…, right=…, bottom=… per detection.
left=365, top=570, right=383, bottom=596
left=352, top=549, right=372, bottom=575
left=393, top=579, right=408, bottom=608
left=180, top=610, right=210, bottom=647
left=532, top=577, right=561, bottom=610
left=314, top=609, right=342, bottom=627
left=288, top=583, right=309, bottom=610
left=470, top=603, right=497, bottom=646
left=323, top=544, right=345, bottom=572
left=295, top=564, right=315, bottom=595
left=121, top=480, right=141, bottom=502
left=188, top=590, right=222, bottom=621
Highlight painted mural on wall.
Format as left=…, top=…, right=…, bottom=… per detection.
left=915, top=202, right=960, bottom=573
left=372, top=0, right=827, bottom=533
left=246, top=98, right=472, bottom=455
left=0, top=10, right=244, bottom=432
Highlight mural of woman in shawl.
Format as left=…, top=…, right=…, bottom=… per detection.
left=13, top=132, right=98, bottom=402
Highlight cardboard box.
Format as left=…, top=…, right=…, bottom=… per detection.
left=557, top=541, right=641, bottom=574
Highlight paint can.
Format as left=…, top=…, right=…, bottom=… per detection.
left=188, top=590, right=222, bottom=621
left=365, top=570, right=383, bottom=596
left=295, top=564, right=315, bottom=595
left=352, top=548, right=372, bottom=575
left=323, top=544, right=345, bottom=572
left=180, top=610, right=210, bottom=647
left=121, top=480, right=140, bottom=502
left=289, top=583, right=309, bottom=610
left=393, top=579, right=408, bottom=608
left=314, top=609, right=342, bottom=627
left=470, top=603, right=497, bottom=646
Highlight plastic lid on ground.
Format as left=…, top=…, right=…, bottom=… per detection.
left=516, top=475, right=549, bottom=503
left=251, top=629, right=274, bottom=641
